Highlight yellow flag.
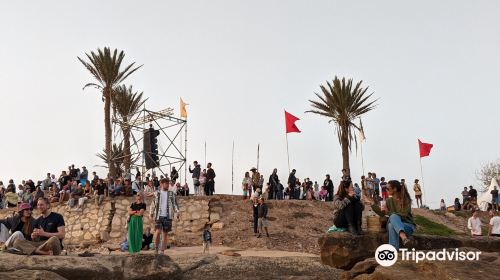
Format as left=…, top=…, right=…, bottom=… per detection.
left=180, top=98, right=188, bottom=118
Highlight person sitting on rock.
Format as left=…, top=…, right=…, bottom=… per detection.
left=332, top=179, right=364, bottom=235
left=10, top=198, right=65, bottom=255
left=371, top=180, right=415, bottom=249
left=0, top=203, right=36, bottom=247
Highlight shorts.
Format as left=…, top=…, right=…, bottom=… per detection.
left=493, top=198, right=498, bottom=205
left=155, top=217, right=172, bottom=232
left=415, top=195, right=422, bottom=199
left=258, top=217, right=268, bottom=228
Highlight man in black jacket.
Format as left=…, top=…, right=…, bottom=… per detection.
left=206, top=163, right=216, bottom=196
left=268, top=168, right=279, bottom=200
left=324, top=174, right=334, bottom=201
left=287, top=169, right=296, bottom=200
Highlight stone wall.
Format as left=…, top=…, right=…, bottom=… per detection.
left=0, top=195, right=224, bottom=245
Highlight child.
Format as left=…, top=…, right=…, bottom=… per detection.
left=142, top=227, right=153, bottom=250
left=318, top=186, right=328, bottom=201
left=202, top=224, right=212, bottom=254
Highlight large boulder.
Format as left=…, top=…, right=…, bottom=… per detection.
left=319, top=233, right=500, bottom=269
left=0, top=253, right=182, bottom=280
left=352, top=249, right=500, bottom=280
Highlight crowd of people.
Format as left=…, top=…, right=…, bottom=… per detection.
left=1, top=162, right=499, bottom=256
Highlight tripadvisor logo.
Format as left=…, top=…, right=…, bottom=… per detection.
left=375, top=244, right=482, bottom=267
left=375, top=244, right=398, bottom=267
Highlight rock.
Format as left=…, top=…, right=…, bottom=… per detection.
left=340, top=258, right=378, bottom=280
left=0, top=253, right=181, bottom=280
left=210, top=212, right=220, bottom=221
left=83, top=232, right=93, bottom=240
left=0, top=269, right=68, bottom=280
left=353, top=249, right=500, bottom=280
left=219, top=250, right=241, bottom=257
left=211, top=222, right=224, bottom=230
left=319, top=232, right=500, bottom=269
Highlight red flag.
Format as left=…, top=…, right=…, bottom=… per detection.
left=285, top=110, right=301, bottom=133
left=418, top=139, right=433, bottom=158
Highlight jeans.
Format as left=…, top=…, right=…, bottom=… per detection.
left=387, top=214, right=415, bottom=250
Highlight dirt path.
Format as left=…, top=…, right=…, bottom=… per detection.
left=412, top=208, right=467, bottom=234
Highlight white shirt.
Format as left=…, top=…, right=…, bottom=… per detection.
left=490, top=216, right=500, bottom=235
left=468, top=217, right=482, bottom=236
left=132, top=181, right=141, bottom=193
left=159, top=190, right=169, bottom=217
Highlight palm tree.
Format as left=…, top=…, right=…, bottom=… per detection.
left=112, top=85, right=147, bottom=173
left=78, top=47, right=142, bottom=177
left=97, top=143, right=125, bottom=177
left=307, top=76, right=377, bottom=175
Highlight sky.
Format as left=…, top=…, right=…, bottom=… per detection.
left=1, top=1, right=499, bottom=208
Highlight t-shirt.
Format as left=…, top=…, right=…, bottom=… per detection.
left=130, top=202, right=146, bottom=212
left=159, top=190, right=169, bottom=217
left=491, top=190, right=499, bottom=200
left=490, top=216, right=500, bottom=235
left=34, top=212, right=65, bottom=242
left=95, top=184, right=107, bottom=195
left=380, top=182, right=388, bottom=193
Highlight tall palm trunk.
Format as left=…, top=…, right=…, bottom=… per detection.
left=104, top=87, right=114, bottom=177
left=340, top=123, right=350, bottom=176
left=123, top=116, right=131, bottom=173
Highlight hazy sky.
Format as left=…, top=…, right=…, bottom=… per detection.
left=1, top=1, right=499, bottom=208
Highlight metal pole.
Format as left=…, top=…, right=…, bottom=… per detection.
left=204, top=141, right=207, bottom=168
left=184, top=120, right=187, bottom=184
left=286, top=133, right=290, bottom=174
left=257, top=143, right=260, bottom=170
left=232, top=140, right=234, bottom=195
left=419, top=157, right=427, bottom=207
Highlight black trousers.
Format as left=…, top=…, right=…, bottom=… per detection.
left=327, top=188, right=334, bottom=201
left=253, top=215, right=258, bottom=233
left=334, top=199, right=364, bottom=229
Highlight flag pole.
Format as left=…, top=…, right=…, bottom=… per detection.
left=285, top=133, right=290, bottom=174
left=360, top=138, right=365, bottom=176
left=257, top=143, right=260, bottom=170
left=232, top=140, right=234, bottom=195
left=184, top=119, right=187, bottom=184
left=419, top=156, right=427, bottom=207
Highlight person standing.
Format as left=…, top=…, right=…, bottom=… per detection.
left=148, top=178, right=179, bottom=255
left=170, top=167, right=179, bottom=184
left=461, top=187, right=470, bottom=205
left=413, top=179, right=423, bottom=208
left=440, top=199, right=446, bottom=211
left=252, top=196, right=259, bottom=236
left=189, top=161, right=201, bottom=196
left=467, top=209, right=482, bottom=237
left=380, top=177, right=388, bottom=200
left=199, top=169, right=207, bottom=196
left=488, top=210, right=500, bottom=237
left=257, top=197, right=270, bottom=238
left=268, top=168, right=279, bottom=200
left=323, top=174, right=334, bottom=202
left=287, top=170, right=296, bottom=200
left=202, top=223, right=212, bottom=254
left=206, top=163, right=216, bottom=196
left=491, top=186, right=498, bottom=212
left=128, top=193, right=146, bottom=253
left=468, top=186, right=478, bottom=202
left=242, top=172, right=252, bottom=199
left=250, top=168, right=260, bottom=193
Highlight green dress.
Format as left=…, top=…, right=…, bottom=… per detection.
left=128, top=202, right=146, bottom=253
